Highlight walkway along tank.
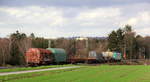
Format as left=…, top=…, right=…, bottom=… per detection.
left=25, top=48, right=53, bottom=65
left=46, top=48, right=67, bottom=63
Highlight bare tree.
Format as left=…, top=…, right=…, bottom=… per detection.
left=0, top=38, right=11, bottom=66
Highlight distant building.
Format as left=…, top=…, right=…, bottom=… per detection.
left=75, top=37, right=88, bottom=41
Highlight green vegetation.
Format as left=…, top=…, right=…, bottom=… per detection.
left=108, top=25, right=149, bottom=59
left=1, top=65, right=150, bottom=82
left=0, top=64, right=74, bottom=73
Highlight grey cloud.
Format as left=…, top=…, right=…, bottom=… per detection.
left=0, top=0, right=150, bottom=7
left=0, top=1, right=150, bottom=38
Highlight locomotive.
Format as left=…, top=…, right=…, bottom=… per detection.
left=25, top=48, right=122, bottom=65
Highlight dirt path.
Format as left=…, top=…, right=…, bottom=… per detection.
left=0, top=66, right=81, bottom=76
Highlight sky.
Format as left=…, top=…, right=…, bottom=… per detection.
left=0, top=0, right=150, bottom=38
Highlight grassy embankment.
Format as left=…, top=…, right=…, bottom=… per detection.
left=1, top=65, right=150, bottom=82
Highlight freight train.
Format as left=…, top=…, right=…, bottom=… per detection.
left=25, top=48, right=122, bottom=66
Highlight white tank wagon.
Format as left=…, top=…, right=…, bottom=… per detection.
left=102, top=51, right=122, bottom=61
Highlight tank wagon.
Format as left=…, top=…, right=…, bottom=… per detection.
left=25, top=48, right=53, bottom=66
left=46, top=48, right=67, bottom=63
left=102, top=51, right=122, bottom=61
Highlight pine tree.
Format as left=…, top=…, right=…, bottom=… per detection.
left=108, top=30, right=118, bottom=51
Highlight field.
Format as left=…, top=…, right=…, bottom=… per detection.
left=1, top=65, right=150, bottom=82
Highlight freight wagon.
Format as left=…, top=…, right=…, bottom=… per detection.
left=25, top=48, right=122, bottom=66
left=46, top=48, right=67, bottom=64
left=68, top=51, right=103, bottom=63
left=25, top=48, right=53, bottom=66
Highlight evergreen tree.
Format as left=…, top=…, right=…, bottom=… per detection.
left=30, top=33, right=35, bottom=39
left=9, top=31, right=27, bottom=65
left=116, top=28, right=124, bottom=53
left=32, top=37, right=48, bottom=49
left=108, top=30, right=118, bottom=51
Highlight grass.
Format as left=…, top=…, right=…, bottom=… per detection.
left=0, top=64, right=74, bottom=73
left=1, top=65, right=150, bottom=82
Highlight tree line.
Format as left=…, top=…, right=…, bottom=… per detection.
left=108, top=25, right=150, bottom=59
left=0, top=31, right=49, bottom=66
left=0, top=25, right=150, bottom=66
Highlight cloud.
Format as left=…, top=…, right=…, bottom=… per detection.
left=0, top=6, right=67, bottom=38
left=76, top=8, right=120, bottom=20
left=0, top=6, right=65, bottom=25
left=0, top=2, right=150, bottom=38
left=75, top=7, right=121, bottom=27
